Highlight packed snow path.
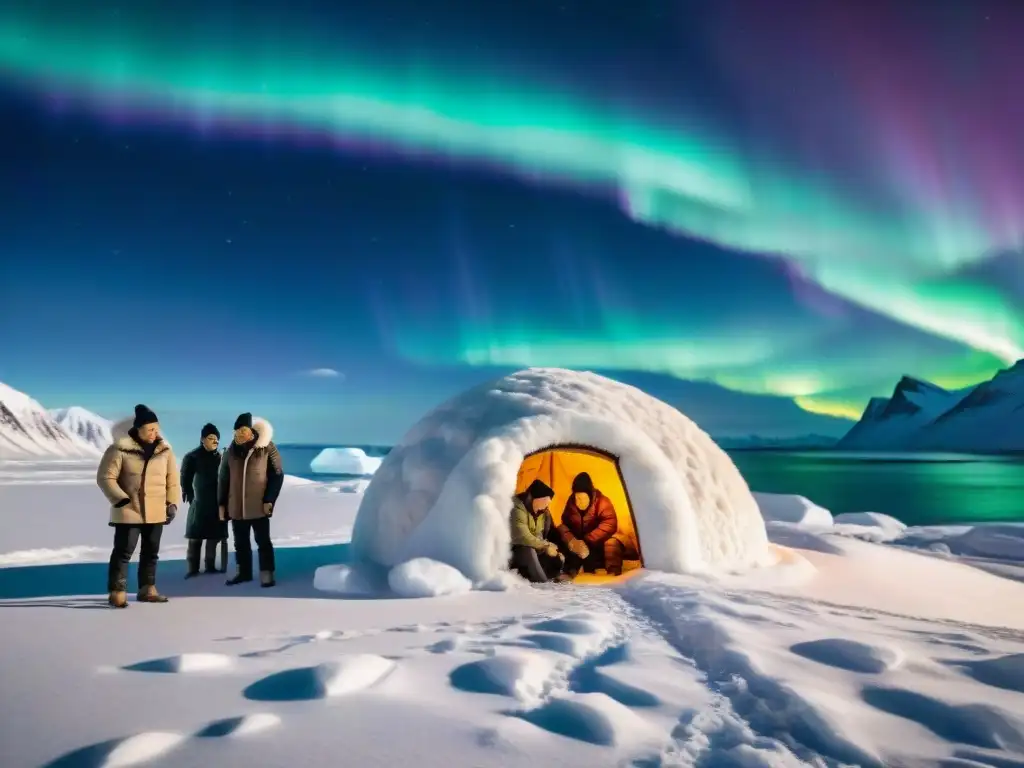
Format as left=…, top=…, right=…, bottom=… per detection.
left=618, top=579, right=1024, bottom=767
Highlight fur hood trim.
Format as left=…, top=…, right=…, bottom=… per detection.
left=111, top=416, right=172, bottom=452
left=252, top=417, right=273, bottom=448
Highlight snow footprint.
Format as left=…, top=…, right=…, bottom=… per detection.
left=44, top=732, right=185, bottom=767
left=196, top=713, right=282, bottom=738
left=244, top=654, right=396, bottom=701
left=450, top=651, right=563, bottom=704
left=47, top=714, right=283, bottom=766
left=122, top=653, right=235, bottom=674
left=790, top=638, right=905, bottom=674
left=951, top=653, right=1024, bottom=694
left=516, top=692, right=660, bottom=747
left=520, top=612, right=617, bottom=658
left=568, top=642, right=661, bottom=708
left=862, top=685, right=1024, bottom=751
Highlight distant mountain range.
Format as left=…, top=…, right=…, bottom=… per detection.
left=715, top=434, right=838, bottom=450
left=837, top=360, right=1024, bottom=453
left=0, top=382, right=110, bottom=459
left=10, top=363, right=1021, bottom=460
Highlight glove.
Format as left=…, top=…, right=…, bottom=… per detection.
left=568, top=539, right=589, bottom=559
left=545, top=543, right=559, bottom=558
left=165, top=504, right=177, bottom=524
left=263, top=502, right=274, bottom=518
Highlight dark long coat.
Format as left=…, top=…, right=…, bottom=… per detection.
left=181, top=446, right=229, bottom=540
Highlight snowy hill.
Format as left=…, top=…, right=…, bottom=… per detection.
left=0, top=382, right=100, bottom=460
left=49, top=406, right=113, bottom=452
left=913, top=361, right=1024, bottom=452
left=836, top=376, right=968, bottom=450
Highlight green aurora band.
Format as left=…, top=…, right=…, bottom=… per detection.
left=1, top=8, right=1020, bottom=418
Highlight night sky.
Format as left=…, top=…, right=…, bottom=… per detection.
left=1, top=0, right=1022, bottom=447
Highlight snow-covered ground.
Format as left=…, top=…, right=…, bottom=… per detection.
left=2, top=463, right=1024, bottom=767
left=0, top=462, right=362, bottom=567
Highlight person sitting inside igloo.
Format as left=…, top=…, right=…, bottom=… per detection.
left=557, top=471, right=628, bottom=577
left=509, top=478, right=571, bottom=583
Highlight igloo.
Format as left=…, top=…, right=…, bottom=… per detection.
left=351, top=368, right=772, bottom=583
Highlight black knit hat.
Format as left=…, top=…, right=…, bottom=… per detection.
left=201, top=423, right=220, bottom=439
left=525, top=478, right=554, bottom=500
left=132, top=404, right=159, bottom=429
left=571, top=472, right=594, bottom=495
left=233, top=412, right=253, bottom=430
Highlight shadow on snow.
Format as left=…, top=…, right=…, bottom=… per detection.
left=0, top=543, right=374, bottom=601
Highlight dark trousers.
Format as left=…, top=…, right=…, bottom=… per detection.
left=187, top=538, right=228, bottom=572
left=511, top=545, right=564, bottom=583
left=232, top=517, right=275, bottom=575
left=108, top=523, right=163, bottom=592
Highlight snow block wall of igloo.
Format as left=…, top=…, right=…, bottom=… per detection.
left=351, top=368, right=771, bottom=582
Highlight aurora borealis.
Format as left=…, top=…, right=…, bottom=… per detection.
left=1, top=0, right=1022, bottom=442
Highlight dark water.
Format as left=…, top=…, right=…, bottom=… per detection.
left=279, top=445, right=1024, bottom=527
left=729, top=451, right=1024, bottom=526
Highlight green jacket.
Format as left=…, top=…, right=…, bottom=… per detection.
left=510, top=496, right=552, bottom=551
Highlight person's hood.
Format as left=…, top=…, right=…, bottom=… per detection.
left=235, top=417, right=274, bottom=448
left=252, top=417, right=273, bottom=448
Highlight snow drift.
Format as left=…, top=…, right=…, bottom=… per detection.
left=755, top=492, right=833, bottom=527
left=351, top=368, right=771, bottom=582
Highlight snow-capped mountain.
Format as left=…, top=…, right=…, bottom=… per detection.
left=836, top=376, right=965, bottom=450
left=0, top=382, right=101, bottom=459
left=913, top=361, right=1024, bottom=452
left=837, top=363, right=1024, bottom=452
left=49, top=406, right=113, bottom=453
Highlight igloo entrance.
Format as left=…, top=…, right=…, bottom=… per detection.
left=515, top=445, right=643, bottom=582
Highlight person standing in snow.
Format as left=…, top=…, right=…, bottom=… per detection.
left=556, top=472, right=625, bottom=576
left=180, top=423, right=228, bottom=577
left=96, top=404, right=181, bottom=608
left=218, top=413, right=284, bottom=588
left=509, top=478, right=570, bottom=583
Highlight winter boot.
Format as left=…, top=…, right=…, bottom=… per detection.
left=203, top=539, right=218, bottom=574
left=226, top=569, right=253, bottom=586
left=185, top=539, right=201, bottom=579
left=260, top=570, right=276, bottom=588
left=108, top=591, right=128, bottom=609
left=218, top=539, right=229, bottom=573
left=137, top=585, right=169, bottom=603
